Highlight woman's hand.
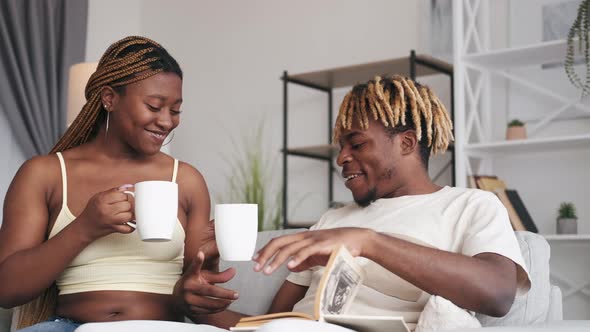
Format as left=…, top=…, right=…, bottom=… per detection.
left=76, top=185, right=136, bottom=241
left=174, top=251, right=238, bottom=316
left=252, top=227, right=375, bottom=274
left=198, top=220, right=220, bottom=272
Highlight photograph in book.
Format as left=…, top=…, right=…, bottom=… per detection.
left=317, top=246, right=364, bottom=316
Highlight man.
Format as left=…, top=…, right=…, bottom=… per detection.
left=178, top=76, right=530, bottom=331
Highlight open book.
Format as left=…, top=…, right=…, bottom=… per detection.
left=231, top=246, right=410, bottom=332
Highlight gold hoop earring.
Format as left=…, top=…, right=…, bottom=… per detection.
left=162, top=131, right=175, bottom=146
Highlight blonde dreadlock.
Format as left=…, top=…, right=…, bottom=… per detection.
left=49, top=36, right=182, bottom=153
left=333, top=76, right=453, bottom=161
left=17, top=36, right=182, bottom=330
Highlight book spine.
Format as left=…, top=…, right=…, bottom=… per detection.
left=505, top=190, right=538, bottom=233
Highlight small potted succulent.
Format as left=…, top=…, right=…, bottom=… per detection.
left=557, top=202, right=578, bottom=234
left=506, top=119, right=527, bottom=140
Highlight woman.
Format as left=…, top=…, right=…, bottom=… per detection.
left=0, top=36, right=234, bottom=331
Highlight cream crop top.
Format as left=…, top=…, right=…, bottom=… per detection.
left=49, top=152, right=185, bottom=295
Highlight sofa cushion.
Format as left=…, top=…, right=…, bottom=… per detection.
left=220, top=229, right=306, bottom=315
left=476, top=231, right=551, bottom=326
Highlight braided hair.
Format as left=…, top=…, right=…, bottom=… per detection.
left=17, top=36, right=181, bottom=329
left=50, top=36, right=182, bottom=153
left=333, top=76, right=453, bottom=168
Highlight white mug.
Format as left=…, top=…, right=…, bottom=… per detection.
left=214, top=204, right=258, bottom=261
left=125, top=181, right=178, bottom=242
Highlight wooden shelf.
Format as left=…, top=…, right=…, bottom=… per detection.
left=286, top=55, right=452, bottom=89
left=284, top=144, right=339, bottom=160
left=463, top=39, right=568, bottom=69
left=542, top=234, right=590, bottom=241
left=464, top=134, right=590, bottom=156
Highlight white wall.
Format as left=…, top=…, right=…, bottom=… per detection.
left=85, top=0, right=423, bottom=224
left=85, top=0, right=142, bottom=61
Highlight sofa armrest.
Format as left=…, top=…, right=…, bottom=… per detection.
left=477, top=231, right=553, bottom=326
left=546, top=285, right=562, bottom=321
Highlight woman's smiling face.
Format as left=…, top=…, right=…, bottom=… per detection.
left=107, top=72, right=183, bottom=155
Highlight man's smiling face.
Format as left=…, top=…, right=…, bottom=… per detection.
left=336, top=117, right=406, bottom=207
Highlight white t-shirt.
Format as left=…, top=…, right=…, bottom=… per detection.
left=287, top=186, right=531, bottom=326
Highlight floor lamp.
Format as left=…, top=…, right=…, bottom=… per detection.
left=66, top=62, right=98, bottom=127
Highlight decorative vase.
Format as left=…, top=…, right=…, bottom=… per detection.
left=556, top=218, right=578, bottom=234
left=506, top=126, right=527, bottom=140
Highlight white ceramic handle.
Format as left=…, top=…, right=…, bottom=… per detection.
left=123, top=190, right=136, bottom=228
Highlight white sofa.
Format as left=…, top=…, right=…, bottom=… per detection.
left=2, top=230, right=589, bottom=331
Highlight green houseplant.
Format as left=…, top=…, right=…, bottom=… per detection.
left=557, top=202, right=578, bottom=234
left=220, top=120, right=282, bottom=231
left=508, top=119, right=524, bottom=127
left=565, top=0, right=590, bottom=96
left=506, top=119, right=526, bottom=140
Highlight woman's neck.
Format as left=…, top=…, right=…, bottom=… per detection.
left=85, top=127, right=147, bottom=161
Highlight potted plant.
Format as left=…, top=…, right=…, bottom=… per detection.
left=219, top=119, right=282, bottom=231
left=565, top=0, right=590, bottom=97
left=557, top=202, right=578, bottom=234
left=506, top=119, right=527, bottom=140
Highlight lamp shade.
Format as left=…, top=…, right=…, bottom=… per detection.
left=67, top=62, right=98, bottom=126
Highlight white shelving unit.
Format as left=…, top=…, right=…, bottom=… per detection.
left=463, top=39, right=567, bottom=69
left=465, top=134, right=590, bottom=156
left=543, top=234, right=590, bottom=241
left=454, top=36, right=590, bottom=179
left=453, top=0, right=590, bottom=224
left=453, top=0, right=590, bottom=319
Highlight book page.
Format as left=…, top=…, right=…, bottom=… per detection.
left=235, top=311, right=314, bottom=327
left=314, top=246, right=365, bottom=319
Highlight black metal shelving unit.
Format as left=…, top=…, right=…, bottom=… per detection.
left=281, top=50, right=454, bottom=228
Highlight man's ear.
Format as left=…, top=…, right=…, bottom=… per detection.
left=399, top=130, right=418, bottom=156
left=100, top=86, right=118, bottom=111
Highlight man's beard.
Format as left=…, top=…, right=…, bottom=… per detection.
left=354, top=187, right=377, bottom=207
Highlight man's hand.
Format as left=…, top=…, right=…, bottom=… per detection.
left=174, top=251, right=238, bottom=316
left=252, top=227, right=374, bottom=274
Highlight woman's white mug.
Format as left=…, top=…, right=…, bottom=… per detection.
left=214, top=204, right=258, bottom=261
left=124, top=181, right=178, bottom=242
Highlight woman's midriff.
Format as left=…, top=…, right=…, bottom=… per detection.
left=55, top=291, right=183, bottom=323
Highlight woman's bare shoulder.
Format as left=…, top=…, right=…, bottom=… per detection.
left=176, top=160, right=206, bottom=189
left=171, top=158, right=210, bottom=218
left=4, top=154, right=61, bottom=216
left=13, top=154, right=61, bottom=186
